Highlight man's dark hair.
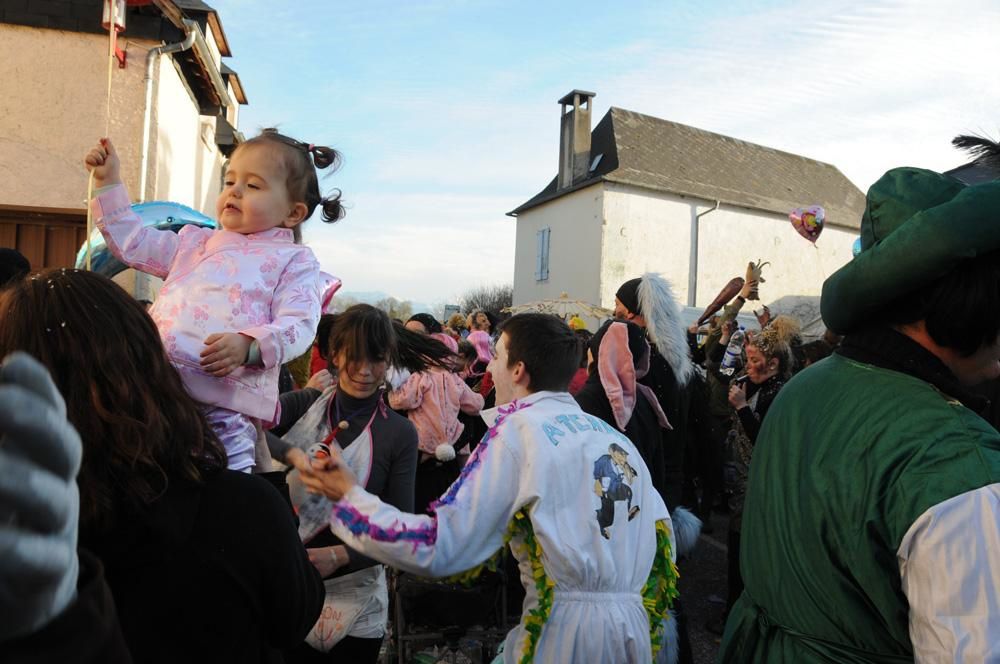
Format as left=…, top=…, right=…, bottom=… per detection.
left=877, top=248, right=1000, bottom=356
left=498, top=313, right=580, bottom=393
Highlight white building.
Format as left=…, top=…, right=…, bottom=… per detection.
left=0, top=0, right=247, bottom=275
left=508, top=91, right=866, bottom=327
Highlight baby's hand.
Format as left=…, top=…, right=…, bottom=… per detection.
left=83, top=138, right=122, bottom=189
left=200, top=332, right=253, bottom=377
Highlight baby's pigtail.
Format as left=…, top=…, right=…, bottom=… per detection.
left=320, top=189, right=345, bottom=224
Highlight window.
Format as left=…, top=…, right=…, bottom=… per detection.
left=535, top=227, right=551, bottom=282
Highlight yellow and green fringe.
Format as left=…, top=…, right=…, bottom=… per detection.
left=507, top=508, right=554, bottom=664
left=642, top=520, right=680, bottom=658
left=419, top=507, right=552, bottom=662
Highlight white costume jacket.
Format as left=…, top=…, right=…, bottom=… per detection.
left=329, top=391, right=680, bottom=663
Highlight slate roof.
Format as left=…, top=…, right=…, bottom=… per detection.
left=945, top=161, right=999, bottom=185
left=510, top=107, right=866, bottom=230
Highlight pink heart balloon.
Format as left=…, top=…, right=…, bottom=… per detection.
left=789, top=205, right=825, bottom=243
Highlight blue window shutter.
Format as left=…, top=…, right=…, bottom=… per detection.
left=541, top=227, right=550, bottom=280
left=535, top=229, right=543, bottom=280
left=536, top=227, right=550, bottom=282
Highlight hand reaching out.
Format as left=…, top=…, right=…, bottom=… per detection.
left=83, top=137, right=122, bottom=189
left=200, top=333, right=253, bottom=377
left=298, top=449, right=357, bottom=501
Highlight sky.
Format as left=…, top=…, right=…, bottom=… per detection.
left=211, top=0, right=1000, bottom=308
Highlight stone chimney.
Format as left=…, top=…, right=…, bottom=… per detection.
left=557, top=89, right=596, bottom=190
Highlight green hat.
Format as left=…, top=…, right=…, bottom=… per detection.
left=822, top=167, right=1000, bottom=334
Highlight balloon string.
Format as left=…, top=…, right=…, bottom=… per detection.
left=813, top=243, right=827, bottom=281
left=86, top=1, right=118, bottom=271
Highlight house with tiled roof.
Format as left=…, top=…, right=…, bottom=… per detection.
left=508, top=90, right=866, bottom=315
left=0, top=0, right=247, bottom=275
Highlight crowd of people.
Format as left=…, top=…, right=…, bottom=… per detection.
left=2, top=128, right=1000, bottom=664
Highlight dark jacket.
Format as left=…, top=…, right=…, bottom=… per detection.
left=576, top=372, right=669, bottom=506
left=81, top=471, right=324, bottom=664
left=1, top=550, right=133, bottom=664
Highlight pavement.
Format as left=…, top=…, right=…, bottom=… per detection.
left=678, top=513, right=730, bottom=664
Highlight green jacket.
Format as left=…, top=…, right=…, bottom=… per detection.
left=719, top=349, right=1000, bottom=662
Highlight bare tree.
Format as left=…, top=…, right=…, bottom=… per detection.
left=458, top=283, right=513, bottom=316
left=374, top=296, right=413, bottom=321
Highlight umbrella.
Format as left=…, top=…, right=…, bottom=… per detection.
left=76, top=201, right=217, bottom=277
left=502, top=292, right=613, bottom=320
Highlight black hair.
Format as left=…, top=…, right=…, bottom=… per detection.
left=574, top=328, right=593, bottom=368
left=406, top=313, right=443, bottom=334
left=327, top=304, right=395, bottom=371
left=457, top=340, right=478, bottom=364
left=315, top=313, right=338, bottom=360
left=392, top=322, right=457, bottom=373
left=609, top=443, right=628, bottom=455
left=793, top=340, right=833, bottom=371
left=237, top=129, right=346, bottom=242
left=877, top=248, right=1000, bottom=357
left=498, top=313, right=580, bottom=393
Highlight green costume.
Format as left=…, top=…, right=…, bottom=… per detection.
left=719, top=168, right=1000, bottom=662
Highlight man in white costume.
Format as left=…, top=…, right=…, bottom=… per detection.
left=301, top=313, right=690, bottom=663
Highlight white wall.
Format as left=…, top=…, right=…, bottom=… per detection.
left=151, top=56, right=224, bottom=215
left=600, top=183, right=694, bottom=309
left=694, top=200, right=856, bottom=310
left=512, top=185, right=604, bottom=307
left=599, top=183, right=856, bottom=314
left=0, top=25, right=152, bottom=210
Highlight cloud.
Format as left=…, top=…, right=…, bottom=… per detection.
left=216, top=0, right=1000, bottom=303
left=592, top=0, right=1000, bottom=189
left=302, top=190, right=516, bottom=303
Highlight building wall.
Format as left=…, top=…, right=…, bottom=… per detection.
left=513, top=178, right=859, bottom=328
left=599, top=183, right=694, bottom=309
left=693, top=198, right=856, bottom=310
left=512, top=185, right=604, bottom=308
left=0, top=24, right=150, bottom=209
left=151, top=55, right=225, bottom=215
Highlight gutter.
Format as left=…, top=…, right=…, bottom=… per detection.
left=689, top=200, right=720, bottom=307
left=139, top=19, right=197, bottom=202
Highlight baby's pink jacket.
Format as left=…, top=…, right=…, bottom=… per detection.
left=91, top=184, right=320, bottom=423
left=388, top=367, right=485, bottom=455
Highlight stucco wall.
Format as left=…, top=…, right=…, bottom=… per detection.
left=512, top=185, right=604, bottom=307
left=694, top=199, right=856, bottom=310
left=600, top=184, right=694, bottom=309
left=513, top=180, right=858, bottom=330
left=0, top=24, right=227, bottom=217
left=0, top=25, right=150, bottom=209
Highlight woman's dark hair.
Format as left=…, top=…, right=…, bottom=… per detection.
left=498, top=313, right=580, bottom=392
left=237, top=129, right=346, bottom=241
left=315, top=313, right=338, bottom=360
left=406, top=313, right=443, bottom=335
left=877, top=248, right=1000, bottom=356
left=574, top=328, right=593, bottom=368
left=326, top=304, right=455, bottom=376
left=327, top=304, right=396, bottom=371
left=457, top=340, right=478, bottom=366
left=0, top=269, right=226, bottom=534
left=393, top=322, right=457, bottom=372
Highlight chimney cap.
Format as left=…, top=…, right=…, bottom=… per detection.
left=558, top=90, right=597, bottom=106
